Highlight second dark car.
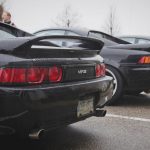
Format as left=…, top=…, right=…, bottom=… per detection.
left=34, top=28, right=150, bottom=105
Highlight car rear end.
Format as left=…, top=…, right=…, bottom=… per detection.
left=121, top=54, right=150, bottom=91
left=110, top=44, right=150, bottom=92
left=0, top=36, right=113, bottom=137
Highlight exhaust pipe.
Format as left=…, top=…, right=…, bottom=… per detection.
left=94, top=109, right=107, bottom=117
left=29, top=129, right=45, bottom=140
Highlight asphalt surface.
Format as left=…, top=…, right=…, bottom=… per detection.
left=1, top=93, right=150, bottom=150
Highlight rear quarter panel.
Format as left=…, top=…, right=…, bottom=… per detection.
left=100, top=46, right=150, bottom=82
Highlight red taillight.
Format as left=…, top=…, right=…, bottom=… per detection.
left=12, top=68, right=26, bottom=83
left=49, top=66, right=62, bottom=82
left=0, top=68, right=13, bottom=83
left=101, top=64, right=106, bottom=76
left=27, top=68, right=48, bottom=84
left=96, top=64, right=106, bottom=78
left=138, top=56, right=150, bottom=64
left=0, top=66, right=63, bottom=85
left=0, top=68, right=26, bottom=83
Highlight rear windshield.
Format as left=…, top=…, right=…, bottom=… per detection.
left=0, top=23, right=33, bottom=39
left=0, top=29, right=16, bottom=39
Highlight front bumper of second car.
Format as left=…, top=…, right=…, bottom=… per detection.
left=0, top=76, right=113, bottom=135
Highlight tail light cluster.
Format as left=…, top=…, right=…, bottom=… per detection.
left=0, top=66, right=62, bottom=85
left=138, top=56, right=150, bottom=64
left=96, top=64, right=106, bottom=78
left=0, top=64, right=105, bottom=85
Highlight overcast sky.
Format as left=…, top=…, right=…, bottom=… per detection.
left=2, top=0, right=150, bottom=36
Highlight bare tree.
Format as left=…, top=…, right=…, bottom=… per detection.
left=103, top=7, right=120, bottom=36
left=53, top=5, right=80, bottom=28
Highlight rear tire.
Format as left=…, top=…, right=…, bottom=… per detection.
left=105, top=65, right=124, bottom=105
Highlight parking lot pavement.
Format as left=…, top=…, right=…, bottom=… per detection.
left=1, top=93, right=150, bottom=150
left=106, top=93, right=150, bottom=119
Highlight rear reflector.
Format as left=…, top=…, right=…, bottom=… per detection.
left=96, top=64, right=106, bottom=78
left=138, top=56, right=150, bottom=64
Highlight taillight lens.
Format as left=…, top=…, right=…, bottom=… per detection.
left=101, top=64, right=106, bottom=76
left=0, top=68, right=13, bottom=83
left=49, top=66, right=62, bottom=82
left=0, top=66, right=62, bottom=85
left=0, top=68, right=27, bottom=83
left=27, top=68, right=48, bottom=84
left=138, top=56, right=150, bottom=64
left=96, top=64, right=106, bottom=78
left=12, top=68, right=26, bottom=83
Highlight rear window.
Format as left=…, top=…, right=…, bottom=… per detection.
left=0, top=23, right=32, bottom=38
left=0, top=29, right=16, bottom=39
left=120, top=37, right=135, bottom=44
left=35, top=30, right=65, bottom=36
left=138, top=38, right=150, bottom=44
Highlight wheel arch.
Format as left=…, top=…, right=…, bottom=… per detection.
left=104, top=60, right=128, bottom=86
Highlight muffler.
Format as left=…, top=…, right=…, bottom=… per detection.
left=94, top=109, right=107, bottom=117
left=29, top=129, right=45, bottom=140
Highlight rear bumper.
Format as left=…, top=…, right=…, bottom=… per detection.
left=120, top=65, right=150, bottom=91
left=0, top=76, right=113, bottom=134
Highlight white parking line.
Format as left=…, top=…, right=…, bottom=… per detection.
left=106, top=114, right=150, bottom=123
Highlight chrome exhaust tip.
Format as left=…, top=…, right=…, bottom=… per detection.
left=29, top=129, right=45, bottom=140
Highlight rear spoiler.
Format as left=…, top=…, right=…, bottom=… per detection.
left=88, top=30, right=130, bottom=44
left=17, top=35, right=104, bottom=54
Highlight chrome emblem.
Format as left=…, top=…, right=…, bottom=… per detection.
left=78, top=70, right=87, bottom=74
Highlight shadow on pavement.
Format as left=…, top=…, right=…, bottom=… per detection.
left=116, top=93, right=150, bottom=107
left=0, top=126, right=98, bottom=150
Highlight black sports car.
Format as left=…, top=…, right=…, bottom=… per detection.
left=34, top=28, right=150, bottom=105
left=0, top=22, right=113, bottom=138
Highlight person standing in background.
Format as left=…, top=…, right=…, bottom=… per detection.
left=2, top=11, right=16, bottom=27
left=0, top=5, right=4, bottom=21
